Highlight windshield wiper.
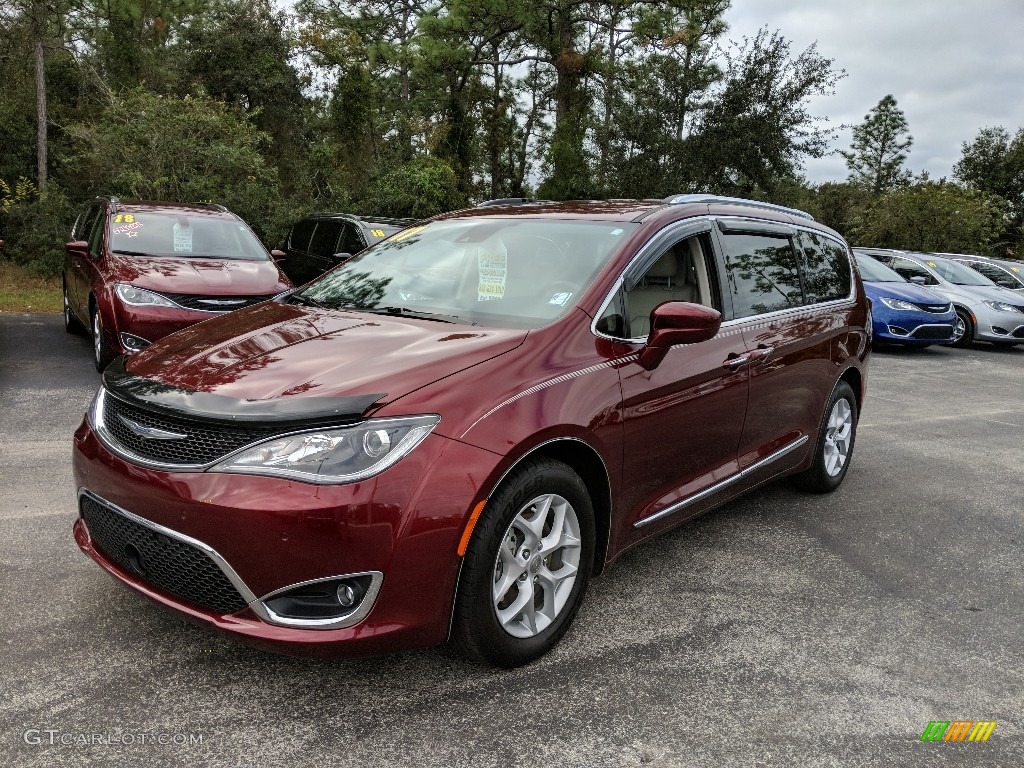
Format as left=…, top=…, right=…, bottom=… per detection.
left=111, top=249, right=152, bottom=257
left=289, top=293, right=327, bottom=308
left=358, top=306, right=467, bottom=324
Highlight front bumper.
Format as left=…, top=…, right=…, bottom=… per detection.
left=870, top=306, right=956, bottom=345
left=72, top=417, right=499, bottom=656
left=109, top=303, right=231, bottom=357
left=969, top=304, right=1024, bottom=343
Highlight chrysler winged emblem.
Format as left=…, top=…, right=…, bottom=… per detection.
left=117, top=415, right=187, bottom=441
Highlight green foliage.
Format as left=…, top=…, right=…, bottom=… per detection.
left=64, top=87, right=284, bottom=241
left=0, top=179, right=77, bottom=276
left=842, top=95, right=913, bottom=194
left=358, top=156, right=466, bottom=218
left=851, top=181, right=1006, bottom=254
left=954, top=126, right=1024, bottom=257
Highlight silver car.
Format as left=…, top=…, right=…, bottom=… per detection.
left=857, top=249, right=1024, bottom=347
left=942, top=253, right=1024, bottom=294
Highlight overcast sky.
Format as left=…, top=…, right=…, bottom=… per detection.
left=724, top=0, right=1024, bottom=184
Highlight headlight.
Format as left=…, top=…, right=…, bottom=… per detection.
left=879, top=297, right=918, bottom=311
left=210, top=415, right=440, bottom=484
left=115, top=284, right=177, bottom=308
left=982, top=299, right=1021, bottom=313
left=87, top=387, right=103, bottom=428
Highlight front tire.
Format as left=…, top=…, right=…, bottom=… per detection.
left=91, top=305, right=115, bottom=372
left=794, top=380, right=858, bottom=494
left=451, top=456, right=595, bottom=667
left=951, top=309, right=974, bottom=348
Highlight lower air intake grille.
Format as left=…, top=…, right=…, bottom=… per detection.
left=911, top=325, right=955, bottom=340
left=80, top=494, right=248, bottom=614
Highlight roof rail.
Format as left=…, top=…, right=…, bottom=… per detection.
left=190, top=202, right=230, bottom=212
left=663, top=194, right=815, bottom=221
left=476, top=197, right=551, bottom=208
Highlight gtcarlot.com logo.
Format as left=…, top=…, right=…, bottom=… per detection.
left=24, top=729, right=203, bottom=747
left=920, top=720, right=997, bottom=742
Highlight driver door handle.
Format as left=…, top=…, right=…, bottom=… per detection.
left=723, top=353, right=750, bottom=369
left=750, top=345, right=775, bottom=364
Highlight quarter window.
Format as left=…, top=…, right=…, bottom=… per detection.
left=340, top=223, right=365, bottom=255
left=309, top=221, right=342, bottom=257
left=722, top=233, right=802, bottom=319
left=798, top=231, right=852, bottom=303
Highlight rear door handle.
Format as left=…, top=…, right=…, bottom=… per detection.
left=723, top=354, right=750, bottom=369
left=750, top=345, right=775, bottom=364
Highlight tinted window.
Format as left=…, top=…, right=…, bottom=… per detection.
left=87, top=208, right=106, bottom=258
left=722, top=233, right=802, bottom=319
left=889, top=257, right=938, bottom=285
left=289, top=220, right=316, bottom=252
left=340, top=223, right=364, bottom=254
left=964, top=261, right=1020, bottom=286
left=309, top=221, right=342, bottom=257
left=798, top=231, right=851, bottom=303
left=76, top=206, right=100, bottom=241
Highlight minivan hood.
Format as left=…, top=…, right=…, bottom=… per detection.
left=862, top=281, right=948, bottom=305
left=124, top=301, right=528, bottom=406
left=112, top=254, right=288, bottom=295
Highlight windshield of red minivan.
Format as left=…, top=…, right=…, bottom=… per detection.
left=108, top=212, right=269, bottom=260
left=296, top=218, right=637, bottom=329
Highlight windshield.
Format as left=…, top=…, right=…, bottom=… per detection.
left=924, top=256, right=995, bottom=286
left=856, top=255, right=905, bottom=282
left=109, top=212, right=270, bottom=261
left=296, top=218, right=638, bottom=329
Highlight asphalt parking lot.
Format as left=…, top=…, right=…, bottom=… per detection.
left=1, top=312, right=1021, bottom=767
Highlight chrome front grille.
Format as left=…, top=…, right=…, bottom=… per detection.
left=102, top=394, right=279, bottom=466
left=156, top=293, right=275, bottom=312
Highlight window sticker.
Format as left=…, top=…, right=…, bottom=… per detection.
left=477, top=250, right=507, bottom=301
left=610, top=228, right=623, bottom=236
left=112, top=214, right=135, bottom=224
left=1012, top=266, right=1020, bottom=273
left=927, top=261, right=937, bottom=267
left=113, top=222, right=143, bottom=237
left=549, top=291, right=573, bottom=306
left=173, top=222, right=194, bottom=253
left=370, top=229, right=386, bottom=238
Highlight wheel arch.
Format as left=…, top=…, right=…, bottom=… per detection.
left=837, top=365, right=863, bottom=414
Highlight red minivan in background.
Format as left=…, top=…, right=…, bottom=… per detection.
left=63, top=197, right=292, bottom=370
left=72, top=195, right=869, bottom=667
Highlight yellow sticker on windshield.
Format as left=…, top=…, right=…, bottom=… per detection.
left=391, top=225, right=427, bottom=242
left=370, top=229, right=386, bottom=238
left=478, top=251, right=507, bottom=301
left=1012, top=266, right=1021, bottom=273
left=927, top=261, right=937, bottom=267
left=112, top=214, right=135, bottom=224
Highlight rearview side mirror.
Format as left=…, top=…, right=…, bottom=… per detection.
left=270, top=249, right=287, bottom=263
left=332, top=252, right=353, bottom=263
left=907, top=276, right=928, bottom=285
left=65, top=240, right=90, bottom=259
left=639, top=302, right=722, bottom=370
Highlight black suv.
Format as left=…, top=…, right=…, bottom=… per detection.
left=279, top=213, right=414, bottom=285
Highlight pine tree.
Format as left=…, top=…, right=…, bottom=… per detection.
left=841, top=94, right=913, bottom=193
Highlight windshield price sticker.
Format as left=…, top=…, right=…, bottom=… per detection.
left=173, top=222, right=193, bottom=253
left=478, top=251, right=507, bottom=301
left=113, top=222, right=143, bottom=236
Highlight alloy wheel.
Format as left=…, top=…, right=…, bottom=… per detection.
left=93, top=311, right=103, bottom=365
left=492, top=493, right=582, bottom=639
left=823, top=398, right=853, bottom=477
left=951, top=315, right=966, bottom=344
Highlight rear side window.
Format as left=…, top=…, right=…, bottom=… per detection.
left=309, top=221, right=342, bottom=257
left=340, top=223, right=365, bottom=254
left=722, top=233, right=803, bottom=319
left=798, top=231, right=852, bottom=303
left=289, top=220, right=316, bottom=252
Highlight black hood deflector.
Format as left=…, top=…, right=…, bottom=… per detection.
left=103, top=357, right=385, bottom=427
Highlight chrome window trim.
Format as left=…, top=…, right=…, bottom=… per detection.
left=591, top=215, right=856, bottom=344
left=633, top=434, right=810, bottom=528
left=77, top=488, right=383, bottom=631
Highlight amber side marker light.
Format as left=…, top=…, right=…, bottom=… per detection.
left=457, top=500, right=488, bottom=556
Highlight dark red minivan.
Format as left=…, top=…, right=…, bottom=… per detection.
left=72, top=195, right=869, bottom=666
left=63, top=197, right=292, bottom=370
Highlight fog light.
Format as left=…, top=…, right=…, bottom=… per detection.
left=337, top=583, right=357, bottom=607
left=119, top=332, right=151, bottom=352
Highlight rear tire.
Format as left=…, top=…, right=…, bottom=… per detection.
left=451, top=457, right=595, bottom=667
left=63, top=282, right=84, bottom=335
left=794, top=380, right=858, bottom=494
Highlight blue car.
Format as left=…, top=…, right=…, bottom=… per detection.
left=855, top=254, right=957, bottom=346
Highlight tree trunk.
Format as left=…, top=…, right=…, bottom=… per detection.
left=34, top=31, right=47, bottom=190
